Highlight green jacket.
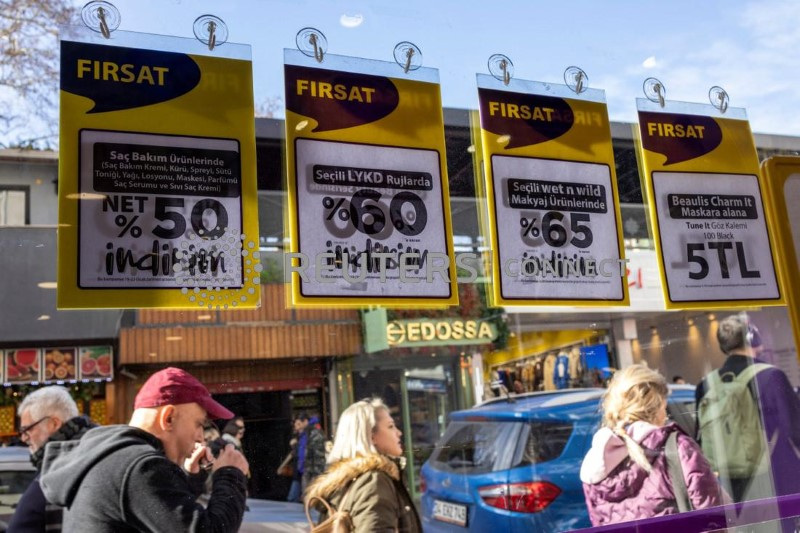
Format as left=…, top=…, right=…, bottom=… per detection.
left=305, top=453, right=422, bottom=533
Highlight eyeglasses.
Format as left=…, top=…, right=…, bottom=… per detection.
left=19, top=416, right=51, bottom=438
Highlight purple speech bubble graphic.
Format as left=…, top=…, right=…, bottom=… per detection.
left=61, top=41, right=201, bottom=114
left=478, top=88, right=574, bottom=149
left=639, top=111, right=722, bottom=165
left=285, top=65, right=399, bottom=132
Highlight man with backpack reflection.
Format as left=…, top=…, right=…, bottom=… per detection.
left=696, top=313, right=800, bottom=503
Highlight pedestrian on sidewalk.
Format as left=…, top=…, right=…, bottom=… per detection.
left=581, top=364, right=726, bottom=526
left=697, top=313, right=800, bottom=504
left=305, top=399, right=421, bottom=532
left=221, top=416, right=245, bottom=452
left=7, top=386, right=96, bottom=533
left=40, top=367, right=249, bottom=532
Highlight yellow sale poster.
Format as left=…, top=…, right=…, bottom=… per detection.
left=477, top=75, right=628, bottom=307
left=283, top=50, right=458, bottom=307
left=57, top=30, right=260, bottom=309
left=761, top=156, right=800, bottom=351
left=636, top=100, right=782, bottom=309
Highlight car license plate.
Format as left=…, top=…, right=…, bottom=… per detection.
left=433, top=499, right=467, bottom=527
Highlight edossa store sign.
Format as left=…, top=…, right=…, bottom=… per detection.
left=386, top=319, right=498, bottom=347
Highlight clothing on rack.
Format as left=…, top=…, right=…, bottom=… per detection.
left=533, top=358, right=544, bottom=391
left=568, top=347, right=584, bottom=385
left=554, top=352, right=571, bottom=389
left=521, top=364, right=534, bottom=392
left=497, top=369, right=511, bottom=390
left=543, top=354, right=557, bottom=391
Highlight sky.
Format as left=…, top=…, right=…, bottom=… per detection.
left=15, top=0, right=800, bottom=144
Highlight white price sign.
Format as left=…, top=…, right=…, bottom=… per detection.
left=651, top=171, right=780, bottom=303
left=293, top=138, right=451, bottom=299
left=491, top=155, right=624, bottom=302
left=78, top=130, right=244, bottom=290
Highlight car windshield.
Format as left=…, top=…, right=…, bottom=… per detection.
left=0, top=470, right=37, bottom=520
left=668, top=399, right=697, bottom=435
left=430, top=421, right=522, bottom=474
left=430, top=419, right=574, bottom=474
left=0, top=470, right=36, bottom=496
left=514, top=421, right=574, bottom=468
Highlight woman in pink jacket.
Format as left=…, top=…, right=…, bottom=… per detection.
left=580, top=364, right=727, bottom=526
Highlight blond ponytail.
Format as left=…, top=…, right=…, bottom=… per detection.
left=602, top=364, right=669, bottom=472
left=613, top=427, right=653, bottom=472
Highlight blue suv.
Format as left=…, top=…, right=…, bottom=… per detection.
left=419, top=386, right=697, bottom=532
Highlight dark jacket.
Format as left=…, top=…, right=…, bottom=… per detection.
left=39, top=424, right=247, bottom=533
left=696, top=355, right=800, bottom=499
left=8, top=477, right=56, bottom=533
left=300, top=418, right=326, bottom=486
left=7, top=415, right=96, bottom=533
left=305, top=453, right=421, bottom=533
left=581, top=422, right=726, bottom=527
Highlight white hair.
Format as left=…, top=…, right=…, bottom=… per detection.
left=18, top=386, right=79, bottom=422
left=327, top=398, right=388, bottom=463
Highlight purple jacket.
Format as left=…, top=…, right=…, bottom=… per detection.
left=581, top=422, right=727, bottom=527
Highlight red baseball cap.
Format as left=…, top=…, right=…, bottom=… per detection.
left=134, top=367, right=234, bottom=420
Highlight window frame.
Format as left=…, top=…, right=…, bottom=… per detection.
left=0, top=185, right=30, bottom=226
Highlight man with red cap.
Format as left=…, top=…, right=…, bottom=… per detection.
left=40, top=367, right=249, bottom=532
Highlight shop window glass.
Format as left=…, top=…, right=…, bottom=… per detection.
left=3, top=5, right=800, bottom=532
left=612, top=142, right=644, bottom=204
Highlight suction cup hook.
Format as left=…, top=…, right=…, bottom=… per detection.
left=488, top=54, right=513, bottom=86
left=393, top=41, right=422, bottom=73
left=193, top=15, right=228, bottom=51
left=643, top=77, right=666, bottom=107
left=81, top=1, right=120, bottom=39
left=296, top=27, right=327, bottom=63
left=564, top=66, right=588, bottom=94
left=709, top=86, right=729, bottom=113
left=193, top=15, right=227, bottom=51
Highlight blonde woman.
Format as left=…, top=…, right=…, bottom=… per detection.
left=305, top=398, right=421, bottom=532
left=580, top=364, right=726, bottom=526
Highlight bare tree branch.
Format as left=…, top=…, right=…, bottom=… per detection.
left=0, top=0, right=77, bottom=148
left=255, top=96, right=284, bottom=119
